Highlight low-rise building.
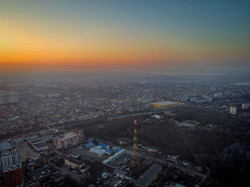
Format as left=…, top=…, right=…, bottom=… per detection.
left=89, top=146, right=106, bottom=156
left=150, top=101, right=184, bottom=108
left=242, top=103, right=250, bottom=110
left=135, top=164, right=162, bottom=187
left=32, top=142, right=49, bottom=152
left=13, top=135, right=24, bottom=144
left=64, top=156, right=85, bottom=170
left=115, top=169, right=132, bottom=180
left=53, top=129, right=84, bottom=149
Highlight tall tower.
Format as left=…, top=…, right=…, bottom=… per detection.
left=131, top=119, right=139, bottom=166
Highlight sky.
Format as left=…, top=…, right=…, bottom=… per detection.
left=0, top=0, right=250, bottom=73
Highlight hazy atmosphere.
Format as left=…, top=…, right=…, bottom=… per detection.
left=0, top=1, right=250, bottom=187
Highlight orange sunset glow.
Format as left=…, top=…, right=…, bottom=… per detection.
left=0, top=0, right=249, bottom=72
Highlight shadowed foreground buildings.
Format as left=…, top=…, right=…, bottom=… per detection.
left=0, top=142, right=23, bottom=187
left=135, top=163, right=162, bottom=187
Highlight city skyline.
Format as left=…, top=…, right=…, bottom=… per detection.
left=1, top=2, right=250, bottom=185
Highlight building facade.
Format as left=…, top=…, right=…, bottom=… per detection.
left=0, top=142, right=23, bottom=187
left=0, top=91, right=19, bottom=105
left=53, top=129, right=84, bottom=150
left=230, top=106, right=237, bottom=115
left=64, top=156, right=85, bottom=169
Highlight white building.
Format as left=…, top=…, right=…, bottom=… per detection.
left=242, top=103, right=250, bottom=110
left=89, top=146, right=105, bottom=156
left=230, top=106, right=237, bottom=115
left=151, top=115, right=161, bottom=120
left=0, top=142, right=22, bottom=173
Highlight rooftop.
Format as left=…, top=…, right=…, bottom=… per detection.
left=65, top=156, right=84, bottom=166
left=0, top=142, right=14, bottom=152
left=0, top=90, right=18, bottom=95
left=85, top=142, right=94, bottom=147
left=150, top=101, right=181, bottom=106
left=33, top=142, right=48, bottom=149
left=56, top=132, right=78, bottom=141
left=135, top=164, right=162, bottom=187
left=71, top=129, right=81, bottom=133
left=99, top=142, right=109, bottom=149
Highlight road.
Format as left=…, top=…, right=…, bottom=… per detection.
left=108, top=111, right=155, bottom=120
left=126, top=150, right=206, bottom=179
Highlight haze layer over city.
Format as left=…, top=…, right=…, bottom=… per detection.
left=0, top=1, right=250, bottom=187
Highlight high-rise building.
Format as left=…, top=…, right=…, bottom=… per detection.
left=0, top=91, right=19, bottom=105
left=0, top=142, right=23, bottom=187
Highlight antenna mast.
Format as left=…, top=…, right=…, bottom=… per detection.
left=132, top=119, right=139, bottom=166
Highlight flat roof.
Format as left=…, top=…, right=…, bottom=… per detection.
left=99, top=143, right=108, bottom=149
left=85, top=142, right=94, bottom=146
left=135, top=164, right=162, bottom=187
left=0, top=142, right=14, bottom=152
left=57, top=132, right=78, bottom=141
left=150, top=101, right=180, bottom=105
left=33, top=142, right=48, bottom=149
left=71, top=129, right=81, bottom=133
left=65, top=156, right=84, bottom=165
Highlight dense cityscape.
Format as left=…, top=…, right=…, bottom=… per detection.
left=1, top=0, right=250, bottom=186
left=0, top=73, right=250, bottom=187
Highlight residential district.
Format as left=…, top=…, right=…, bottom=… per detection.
left=0, top=73, right=250, bottom=187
